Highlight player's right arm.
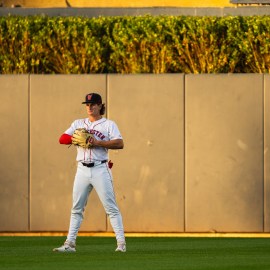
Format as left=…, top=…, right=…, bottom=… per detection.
left=59, top=133, right=72, bottom=145
left=59, top=119, right=85, bottom=145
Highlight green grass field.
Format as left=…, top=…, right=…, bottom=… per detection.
left=0, top=236, right=270, bottom=270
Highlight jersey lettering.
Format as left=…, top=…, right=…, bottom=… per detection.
left=90, top=129, right=106, bottom=140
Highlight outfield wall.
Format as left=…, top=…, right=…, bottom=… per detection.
left=0, top=74, right=269, bottom=233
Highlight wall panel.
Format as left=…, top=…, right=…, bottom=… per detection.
left=264, top=74, right=270, bottom=232
left=107, top=74, right=185, bottom=232
left=29, top=74, right=107, bottom=231
left=185, top=74, right=264, bottom=232
left=0, top=75, right=29, bottom=231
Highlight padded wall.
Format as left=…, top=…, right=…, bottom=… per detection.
left=0, top=74, right=268, bottom=233
left=185, top=74, right=264, bottom=232
left=264, top=74, right=270, bottom=232
left=107, top=74, right=185, bottom=232
left=29, top=75, right=107, bottom=231
left=0, top=75, right=29, bottom=231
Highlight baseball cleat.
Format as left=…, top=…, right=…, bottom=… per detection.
left=115, top=242, right=126, bottom=252
left=53, top=240, right=76, bottom=252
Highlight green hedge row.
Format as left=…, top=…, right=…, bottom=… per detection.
left=0, top=15, right=270, bottom=74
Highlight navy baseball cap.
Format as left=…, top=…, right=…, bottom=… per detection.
left=82, top=93, right=102, bottom=104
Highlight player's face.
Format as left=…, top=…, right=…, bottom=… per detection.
left=86, top=103, right=101, bottom=116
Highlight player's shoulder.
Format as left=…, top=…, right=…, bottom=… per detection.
left=100, top=118, right=117, bottom=126
left=71, top=118, right=89, bottom=128
left=72, top=118, right=87, bottom=124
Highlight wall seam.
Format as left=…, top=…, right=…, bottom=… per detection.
left=263, top=74, right=266, bottom=233
left=183, top=74, right=186, bottom=233
left=106, top=74, right=108, bottom=233
left=28, top=73, right=31, bottom=232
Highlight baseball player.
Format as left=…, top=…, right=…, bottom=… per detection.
left=53, top=93, right=126, bottom=253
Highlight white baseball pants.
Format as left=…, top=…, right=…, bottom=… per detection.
left=66, top=162, right=125, bottom=244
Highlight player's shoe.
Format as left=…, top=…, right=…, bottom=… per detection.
left=115, top=242, right=126, bottom=252
left=53, top=240, right=76, bottom=252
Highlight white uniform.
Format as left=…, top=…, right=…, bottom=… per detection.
left=64, top=117, right=125, bottom=245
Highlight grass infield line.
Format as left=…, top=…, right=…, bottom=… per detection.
left=1, top=232, right=270, bottom=237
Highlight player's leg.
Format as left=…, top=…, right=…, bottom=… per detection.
left=92, top=164, right=126, bottom=251
left=53, top=163, right=92, bottom=252
left=67, top=164, right=93, bottom=242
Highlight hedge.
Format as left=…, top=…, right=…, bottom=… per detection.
left=0, top=15, right=270, bottom=74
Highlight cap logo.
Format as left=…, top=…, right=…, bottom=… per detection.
left=87, top=94, right=92, bottom=101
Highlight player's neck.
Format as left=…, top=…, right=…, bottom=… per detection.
left=88, top=115, right=102, bottom=122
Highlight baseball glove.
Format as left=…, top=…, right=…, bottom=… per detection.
left=71, top=128, right=94, bottom=148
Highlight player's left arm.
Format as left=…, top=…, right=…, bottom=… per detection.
left=89, top=138, right=124, bottom=149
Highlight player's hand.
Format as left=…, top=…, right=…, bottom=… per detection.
left=88, top=136, right=98, bottom=146
left=71, top=128, right=94, bottom=148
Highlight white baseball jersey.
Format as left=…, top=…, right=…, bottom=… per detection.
left=65, top=117, right=123, bottom=162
